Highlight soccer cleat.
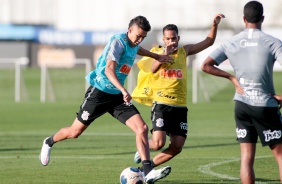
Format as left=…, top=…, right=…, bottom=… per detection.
left=134, top=151, right=141, bottom=164
left=40, top=137, right=52, bottom=166
left=144, top=166, right=172, bottom=184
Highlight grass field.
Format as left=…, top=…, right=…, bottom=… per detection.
left=0, top=68, right=282, bottom=184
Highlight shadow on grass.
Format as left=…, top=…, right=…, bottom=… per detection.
left=256, top=178, right=280, bottom=183
left=0, top=147, right=38, bottom=151
left=0, top=142, right=238, bottom=154
left=183, top=142, right=238, bottom=149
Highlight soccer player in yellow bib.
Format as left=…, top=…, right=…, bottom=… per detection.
left=131, top=13, right=225, bottom=173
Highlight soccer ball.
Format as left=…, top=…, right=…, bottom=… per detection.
left=120, top=167, right=144, bottom=184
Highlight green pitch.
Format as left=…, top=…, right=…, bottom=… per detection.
left=0, top=69, right=281, bottom=183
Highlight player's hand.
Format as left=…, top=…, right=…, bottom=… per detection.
left=213, top=13, right=225, bottom=26
left=230, top=76, right=244, bottom=95
left=272, top=94, right=282, bottom=109
left=273, top=94, right=282, bottom=101
left=165, top=42, right=178, bottom=55
left=121, top=89, right=132, bottom=106
left=155, top=54, right=173, bottom=64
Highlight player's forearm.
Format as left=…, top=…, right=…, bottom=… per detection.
left=206, top=13, right=224, bottom=46
left=151, top=61, right=162, bottom=73
left=202, top=58, right=231, bottom=79
left=138, top=46, right=159, bottom=59
left=206, top=24, right=218, bottom=46
left=139, top=46, right=173, bottom=64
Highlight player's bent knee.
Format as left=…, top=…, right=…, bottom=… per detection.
left=175, top=147, right=183, bottom=155
left=151, top=141, right=165, bottom=150
left=169, top=145, right=183, bottom=155
left=136, top=124, right=149, bottom=135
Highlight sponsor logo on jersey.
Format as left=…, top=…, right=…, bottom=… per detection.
left=105, top=83, right=117, bottom=90
left=159, top=69, right=183, bottom=79
left=157, top=91, right=176, bottom=99
left=263, top=130, right=282, bottom=142
left=94, top=74, right=102, bottom=82
left=236, top=128, right=247, bottom=138
left=240, top=39, right=258, bottom=48
left=119, top=64, right=131, bottom=75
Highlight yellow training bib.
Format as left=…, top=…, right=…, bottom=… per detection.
left=132, top=46, right=187, bottom=106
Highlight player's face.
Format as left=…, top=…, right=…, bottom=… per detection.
left=127, top=24, right=147, bottom=47
left=163, top=30, right=179, bottom=48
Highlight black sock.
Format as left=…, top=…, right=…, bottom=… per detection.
left=151, top=160, right=156, bottom=168
left=45, top=136, right=55, bottom=147
left=142, top=160, right=153, bottom=176
left=139, top=160, right=156, bottom=173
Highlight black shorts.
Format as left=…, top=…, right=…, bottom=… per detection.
left=235, top=100, right=282, bottom=146
left=151, top=103, right=188, bottom=138
left=76, top=86, right=140, bottom=125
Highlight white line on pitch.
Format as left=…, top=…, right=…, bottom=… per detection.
left=198, top=155, right=273, bottom=184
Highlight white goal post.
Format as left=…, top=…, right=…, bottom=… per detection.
left=190, top=40, right=238, bottom=104
left=40, top=58, right=92, bottom=103
left=0, top=57, right=29, bottom=102
left=192, top=58, right=234, bottom=104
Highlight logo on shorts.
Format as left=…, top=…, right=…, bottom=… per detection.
left=180, top=122, right=187, bottom=130
left=156, top=118, right=164, bottom=127
left=263, top=130, right=282, bottom=142
left=81, top=110, right=90, bottom=121
left=236, top=128, right=247, bottom=138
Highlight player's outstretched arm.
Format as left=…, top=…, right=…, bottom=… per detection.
left=184, top=13, right=225, bottom=56
left=138, top=46, right=172, bottom=63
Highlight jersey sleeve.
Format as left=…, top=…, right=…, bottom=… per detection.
left=209, top=44, right=228, bottom=65
left=106, top=38, right=124, bottom=63
left=272, top=39, right=282, bottom=66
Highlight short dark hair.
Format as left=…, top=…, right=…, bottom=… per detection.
left=244, top=1, right=263, bottom=23
left=128, top=15, right=151, bottom=32
left=163, top=24, right=178, bottom=35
